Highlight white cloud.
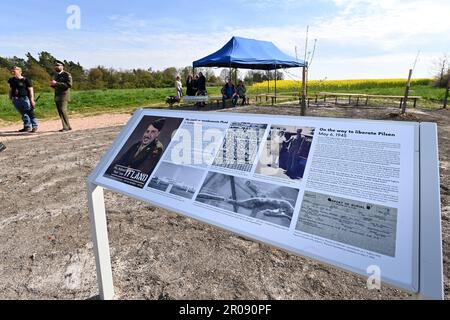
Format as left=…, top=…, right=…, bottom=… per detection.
left=1, top=0, right=448, bottom=80
left=320, top=0, right=450, bottom=47
left=234, top=0, right=309, bottom=9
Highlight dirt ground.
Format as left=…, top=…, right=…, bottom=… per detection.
left=0, top=103, right=448, bottom=300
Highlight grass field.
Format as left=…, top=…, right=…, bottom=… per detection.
left=0, top=79, right=446, bottom=123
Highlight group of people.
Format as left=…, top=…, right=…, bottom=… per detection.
left=277, top=129, right=312, bottom=179
left=174, top=73, right=247, bottom=109
left=221, top=78, right=247, bottom=108
left=174, top=72, right=207, bottom=102
left=7, top=60, right=73, bottom=134
left=184, top=72, right=207, bottom=97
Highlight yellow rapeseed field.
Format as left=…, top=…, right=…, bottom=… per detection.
left=250, top=78, right=432, bottom=92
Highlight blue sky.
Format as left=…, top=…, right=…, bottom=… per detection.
left=1, top=0, right=449, bottom=79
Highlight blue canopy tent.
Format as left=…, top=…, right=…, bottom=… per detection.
left=193, top=36, right=307, bottom=98
left=193, top=36, right=306, bottom=70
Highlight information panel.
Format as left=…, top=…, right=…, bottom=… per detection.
left=92, top=109, right=421, bottom=293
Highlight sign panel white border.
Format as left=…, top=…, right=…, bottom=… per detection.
left=86, top=108, right=443, bottom=300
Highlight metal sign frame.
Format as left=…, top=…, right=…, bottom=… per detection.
left=86, top=109, right=443, bottom=300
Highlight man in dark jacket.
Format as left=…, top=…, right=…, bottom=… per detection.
left=114, top=118, right=166, bottom=173
left=196, top=72, right=207, bottom=107
left=196, top=72, right=207, bottom=96
left=221, top=79, right=239, bottom=108
left=50, top=60, right=73, bottom=132
left=285, top=129, right=311, bottom=179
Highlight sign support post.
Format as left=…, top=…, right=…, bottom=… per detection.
left=418, top=123, right=444, bottom=299
left=87, top=181, right=115, bottom=300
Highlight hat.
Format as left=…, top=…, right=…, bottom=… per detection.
left=151, top=118, right=166, bottom=131
left=54, top=60, right=65, bottom=67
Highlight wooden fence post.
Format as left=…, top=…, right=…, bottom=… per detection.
left=401, top=69, right=413, bottom=114
left=444, top=72, right=450, bottom=109
left=300, top=66, right=307, bottom=116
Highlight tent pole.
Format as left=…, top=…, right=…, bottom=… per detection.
left=275, top=68, right=277, bottom=100
left=301, top=66, right=307, bottom=116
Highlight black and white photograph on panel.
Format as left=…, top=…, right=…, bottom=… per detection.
left=104, top=116, right=184, bottom=188
left=147, top=162, right=205, bottom=199
left=256, top=125, right=315, bottom=180
left=212, top=122, right=267, bottom=172
left=163, top=118, right=228, bottom=168
left=296, top=191, right=398, bottom=257
left=195, top=172, right=299, bottom=227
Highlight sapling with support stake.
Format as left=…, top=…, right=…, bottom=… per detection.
left=401, top=51, right=420, bottom=114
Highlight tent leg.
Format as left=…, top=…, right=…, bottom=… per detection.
left=275, top=68, right=277, bottom=100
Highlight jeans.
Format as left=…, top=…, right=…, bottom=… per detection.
left=12, top=97, right=38, bottom=129
left=222, top=95, right=239, bottom=108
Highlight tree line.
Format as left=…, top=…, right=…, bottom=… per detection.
left=0, top=51, right=283, bottom=95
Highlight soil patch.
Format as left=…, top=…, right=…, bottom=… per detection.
left=0, top=104, right=448, bottom=299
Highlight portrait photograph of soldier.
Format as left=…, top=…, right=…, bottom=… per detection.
left=256, top=125, right=315, bottom=181
left=104, top=116, right=183, bottom=188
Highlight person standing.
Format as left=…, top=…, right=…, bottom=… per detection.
left=192, top=74, right=199, bottom=95
left=50, top=60, right=73, bottom=132
left=236, top=80, right=247, bottom=106
left=196, top=72, right=207, bottom=107
left=196, top=72, right=207, bottom=96
left=8, top=66, right=38, bottom=132
left=175, top=76, right=183, bottom=101
left=285, top=129, right=308, bottom=179
left=185, top=75, right=195, bottom=96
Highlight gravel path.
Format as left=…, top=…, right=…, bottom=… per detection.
left=0, top=113, right=132, bottom=142
left=0, top=105, right=448, bottom=300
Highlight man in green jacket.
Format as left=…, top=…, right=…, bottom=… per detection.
left=50, top=60, right=73, bottom=132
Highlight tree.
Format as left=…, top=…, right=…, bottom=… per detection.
left=0, top=56, right=27, bottom=72
left=38, top=51, right=58, bottom=75
left=207, top=74, right=220, bottom=86
left=162, top=67, right=178, bottom=87
left=25, top=53, right=39, bottom=68
left=433, top=54, right=449, bottom=88
left=219, top=69, right=230, bottom=83
left=245, top=70, right=267, bottom=84
left=180, top=66, right=193, bottom=82
left=133, top=69, right=154, bottom=88
left=26, top=63, right=51, bottom=92
left=2, top=51, right=253, bottom=91
left=88, top=67, right=107, bottom=89
left=0, top=57, right=12, bottom=69
left=0, top=67, right=10, bottom=94
left=64, top=61, right=86, bottom=90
